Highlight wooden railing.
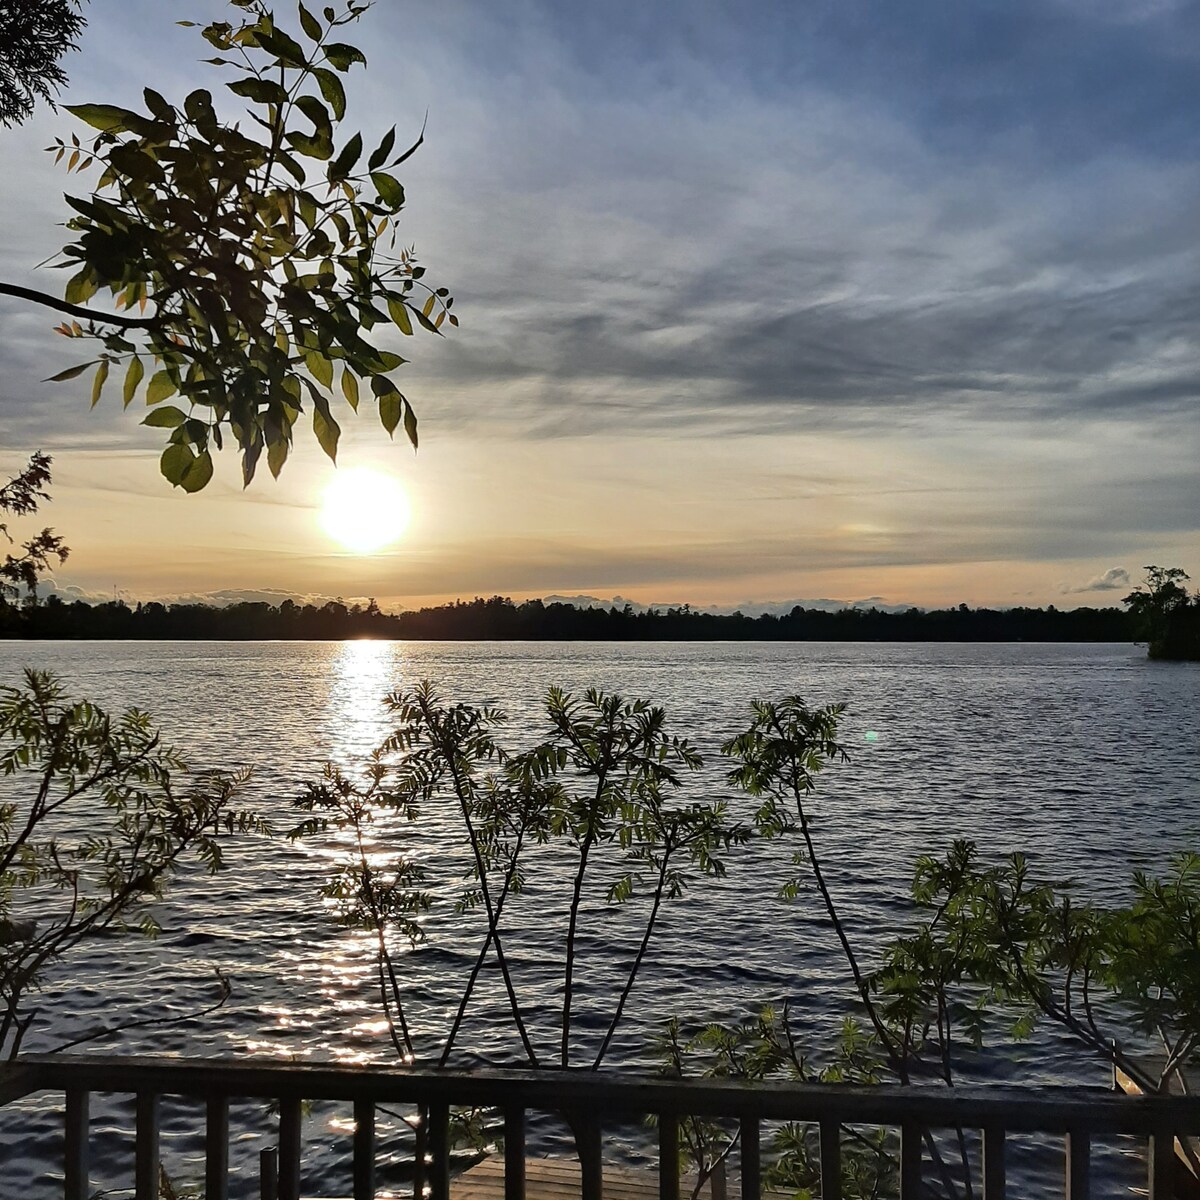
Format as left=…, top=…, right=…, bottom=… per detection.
left=2, top=1054, right=1199, bottom=1200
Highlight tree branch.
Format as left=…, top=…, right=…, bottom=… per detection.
left=0, top=281, right=162, bottom=329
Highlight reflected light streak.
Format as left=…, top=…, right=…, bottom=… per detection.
left=326, top=639, right=403, bottom=762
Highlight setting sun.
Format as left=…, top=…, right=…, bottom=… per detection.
left=320, top=467, right=411, bottom=554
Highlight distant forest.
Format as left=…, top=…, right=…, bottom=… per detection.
left=0, top=594, right=1134, bottom=642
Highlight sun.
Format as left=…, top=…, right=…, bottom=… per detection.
left=320, top=467, right=411, bottom=554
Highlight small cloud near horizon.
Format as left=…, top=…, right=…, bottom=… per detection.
left=1064, top=566, right=1132, bottom=594
left=41, top=582, right=368, bottom=610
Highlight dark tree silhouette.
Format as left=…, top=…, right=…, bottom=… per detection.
left=0, top=452, right=68, bottom=603
left=1124, top=566, right=1200, bottom=661
left=0, top=0, right=86, bottom=126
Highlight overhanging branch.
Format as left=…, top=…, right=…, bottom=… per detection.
left=0, top=281, right=162, bottom=330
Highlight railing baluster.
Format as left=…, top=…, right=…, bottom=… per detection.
left=206, top=1094, right=230, bottom=1200
left=354, top=1098, right=375, bottom=1200
left=1148, top=1126, right=1175, bottom=1200
left=659, top=1113, right=679, bottom=1200
left=505, top=1105, right=526, bottom=1200
left=135, top=1092, right=159, bottom=1200
left=413, top=1105, right=428, bottom=1200
left=899, top=1122, right=921, bottom=1199
left=278, top=1096, right=302, bottom=1200
left=982, top=1126, right=1005, bottom=1200
left=428, top=1102, right=450, bottom=1200
left=260, top=1147, right=279, bottom=1200
left=577, top=1116, right=603, bottom=1200
left=820, top=1120, right=841, bottom=1200
left=64, top=1088, right=89, bottom=1200
left=740, top=1116, right=760, bottom=1200
left=1065, top=1129, right=1090, bottom=1200
left=711, top=1157, right=727, bottom=1200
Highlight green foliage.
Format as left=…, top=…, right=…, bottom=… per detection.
left=899, top=840, right=1200, bottom=1093
left=293, top=682, right=1200, bottom=1196
left=0, top=0, right=86, bottom=127
left=25, top=0, right=453, bottom=488
left=659, top=1012, right=895, bottom=1200
left=0, top=669, right=262, bottom=1058
left=293, top=682, right=744, bottom=1069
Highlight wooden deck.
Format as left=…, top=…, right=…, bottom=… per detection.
left=452, top=1157, right=737, bottom=1200
left=309, top=1156, right=743, bottom=1200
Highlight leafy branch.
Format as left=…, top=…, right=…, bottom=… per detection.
left=5, top=0, right=454, bottom=489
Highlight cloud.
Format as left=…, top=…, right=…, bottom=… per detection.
left=1064, top=567, right=1133, bottom=593
left=6, top=2, right=1200, bottom=450
left=40, top=581, right=116, bottom=605
left=0, top=1, right=1197, bottom=609
left=40, top=581, right=363, bottom=609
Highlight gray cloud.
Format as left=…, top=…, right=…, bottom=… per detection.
left=0, top=0, right=1196, bottom=607
left=1065, top=567, right=1133, bottom=593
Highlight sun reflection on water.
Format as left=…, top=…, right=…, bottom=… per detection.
left=322, top=639, right=406, bottom=759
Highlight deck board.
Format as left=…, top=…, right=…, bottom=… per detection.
left=451, top=1155, right=764, bottom=1200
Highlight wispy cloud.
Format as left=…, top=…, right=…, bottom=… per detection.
left=0, top=0, right=1196, bottom=607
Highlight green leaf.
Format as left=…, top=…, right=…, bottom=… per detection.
left=227, top=77, right=290, bottom=106
left=160, top=442, right=195, bottom=487
left=286, top=129, right=334, bottom=160
left=312, top=403, right=341, bottom=462
left=258, top=27, right=308, bottom=68
left=370, top=171, right=405, bottom=209
left=414, top=306, right=441, bottom=335
left=64, top=103, right=137, bottom=133
left=323, top=42, right=367, bottom=71
left=142, top=405, right=187, bottom=428
left=368, top=126, right=396, bottom=171
left=142, top=89, right=175, bottom=122
left=183, top=89, right=216, bottom=126
left=304, top=350, right=333, bottom=388
left=295, top=95, right=332, bottom=134
left=372, top=376, right=402, bottom=436
left=298, top=3, right=323, bottom=41
left=389, top=126, right=426, bottom=168
left=387, top=296, right=413, bottom=335
left=402, top=397, right=418, bottom=449
left=64, top=269, right=97, bottom=305
left=146, top=370, right=177, bottom=406
left=372, top=350, right=408, bottom=371
left=329, top=132, right=363, bottom=180
left=242, top=438, right=263, bottom=488
left=43, top=361, right=97, bottom=383
left=180, top=450, right=214, bottom=493
left=267, top=436, right=289, bottom=479
left=90, top=359, right=109, bottom=408
left=123, top=356, right=145, bottom=408
left=313, top=67, right=346, bottom=121
left=341, top=367, right=360, bottom=411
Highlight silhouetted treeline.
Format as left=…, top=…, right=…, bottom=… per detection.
left=0, top=594, right=1135, bottom=642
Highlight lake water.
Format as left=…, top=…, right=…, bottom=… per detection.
left=0, top=640, right=1197, bottom=1197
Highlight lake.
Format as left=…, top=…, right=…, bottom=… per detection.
left=1, top=640, right=1197, bottom=1196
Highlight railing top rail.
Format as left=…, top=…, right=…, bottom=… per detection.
left=4, top=1054, right=1200, bottom=1134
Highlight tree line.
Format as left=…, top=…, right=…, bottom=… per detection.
left=0, top=591, right=1134, bottom=641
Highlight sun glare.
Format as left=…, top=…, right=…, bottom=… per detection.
left=320, top=468, right=411, bottom=554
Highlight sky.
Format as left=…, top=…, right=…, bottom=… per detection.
left=1, top=0, right=1198, bottom=612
